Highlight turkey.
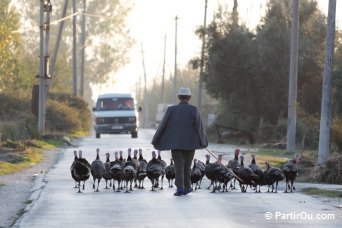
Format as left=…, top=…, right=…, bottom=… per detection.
left=216, top=154, right=234, bottom=192
left=132, top=149, right=141, bottom=188
left=165, top=158, right=175, bottom=188
left=70, top=150, right=79, bottom=188
left=110, top=151, right=123, bottom=192
left=191, top=159, right=202, bottom=190
left=136, top=148, right=147, bottom=189
left=119, top=150, right=124, bottom=163
left=146, top=151, right=164, bottom=191
left=248, top=154, right=264, bottom=193
left=283, top=154, right=299, bottom=193
left=103, top=153, right=112, bottom=189
left=90, top=148, right=105, bottom=192
left=156, top=150, right=167, bottom=190
left=122, top=149, right=137, bottom=193
left=236, top=155, right=258, bottom=193
left=73, top=150, right=91, bottom=193
left=264, top=161, right=284, bottom=193
left=227, top=148, right=240, bottom=189
left=204, top=154, right=224, bottom=193
left=195, top=159, right=206, bottom=189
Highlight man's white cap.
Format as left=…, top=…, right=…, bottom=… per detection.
left=178, top=87, right=191, bottom=96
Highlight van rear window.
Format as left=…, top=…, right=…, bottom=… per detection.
left=96, top=98, right=134, bottom=111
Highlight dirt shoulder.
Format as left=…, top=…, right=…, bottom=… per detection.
left=0, top=147, right=65, bottom=228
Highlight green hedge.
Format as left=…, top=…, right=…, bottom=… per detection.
left=0, top=92, right=92, bottom=141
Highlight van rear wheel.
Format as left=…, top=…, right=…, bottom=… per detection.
left=131, top=131, right=138, bottom=138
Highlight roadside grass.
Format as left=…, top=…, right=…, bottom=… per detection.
left=0, top=138, right=63, bottom=175
left=0, top=148, right=43, bottom=175
left=246, top=149, right=292, bottom=169
left=69, top=131, right=89, bottom=138
left=301, top=187, right=342, bottom=198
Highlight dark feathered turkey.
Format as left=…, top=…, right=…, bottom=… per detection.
left=165, top=158, right=175, bottom=188
left=283, top=154, right=299, bottom=193
left=248, top=154, right=264, bottom=193
left=90, top=148, right=105, bottom=192
left=147, top=151, right=164, bottom=191
left=263, top=162, right=284, bottom=193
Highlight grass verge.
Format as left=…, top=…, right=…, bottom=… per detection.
left=301, top=187, right=342, bottom=198
left=0, top=138, right=63, bottom=175
left=246, top=149, right=292, bottom=169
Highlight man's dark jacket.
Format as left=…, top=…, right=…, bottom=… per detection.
left=151, top=102, right=208, bottom=150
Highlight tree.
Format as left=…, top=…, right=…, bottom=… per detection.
left=13, top=0, right=134, bottom=99
left=194, top=0, right=330, bottom=144
left=0, top=0, right=20, bottom=92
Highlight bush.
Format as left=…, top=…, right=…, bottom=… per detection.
left=45, top=100, right=82, bottom=132
left=0, top=93, right=39, bottom=141
left=48, top=93, right=92, bottom=132
left=331, top=118, right=342, bottom=152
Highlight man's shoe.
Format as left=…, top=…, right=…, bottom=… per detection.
left=174, top=188, right=184, bottom=196
left=183, top=188, right=193, bottom=195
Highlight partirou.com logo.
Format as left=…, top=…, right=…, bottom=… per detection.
left=265, top=211, right=335, bottom=220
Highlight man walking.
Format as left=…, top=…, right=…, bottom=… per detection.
left=152, top=87, right=208, bottom=196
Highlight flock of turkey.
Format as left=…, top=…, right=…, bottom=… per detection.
left=70, top=148, right=299, bottom=194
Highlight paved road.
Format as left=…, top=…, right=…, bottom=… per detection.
left=15, top=129, right=342, bottom=227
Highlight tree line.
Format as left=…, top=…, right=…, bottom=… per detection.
left=142, top=0, right=341, bottom=150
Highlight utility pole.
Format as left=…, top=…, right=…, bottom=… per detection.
left=318, top=0, right=336, bottom=165
left=141, top=43, right=148, bottom=127
left=38, top=0, right=52, bottom=135
left=72, top=0, right=77, bottom=96
left=50, top=0, right=68, bottom=76
left=44, top=0, right=51, bottom=81
left=173, top=16, right=178, bottom=104
left=197, top=0, right=208, bottom=111
left=161, top=35, right=166, bottom=104
left=80, top=0, right=86, bottom=97
left=38, top=0, right=45, bottom=134
left=286, top=0, right=299, bottom=153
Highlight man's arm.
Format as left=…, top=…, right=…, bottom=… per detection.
left=194, top=107, right=208, bottom=148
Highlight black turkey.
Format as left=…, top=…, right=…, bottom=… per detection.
left=283, top=154, right=299, bottom=193
left=216, top=154, right=234, bottom=192
left=155, top=150, right=167, bottom=190
left=103, top=152, right=113, bottom=189
left=195, top=159, right=206, bottom=189
left=137, top=149, right=148, bottom=189
left=236, top=155, right=258, bottom=193
left=204, top=154, right=224, bottom=193
left=248, top=154, right=264, bottom=193
left=70, top=150, right=79, bottom=188
left=264, top=162, right=284, bottom=193
left=191, top=159, right=202, bottom=190
left=90, top=148, right=105, bottom=192
left=110, top=151, right=123, bottom=192
left=122, top=149, right=137, bottom=192
left=165, top=158, right=175, bottom=188
left=147, top=151, right=164, bottom=191
left=227, top=148, right=240, bottom=189
left=132, top=149, right=141, bottom=188
left=72, top=150, right=91, bottom=193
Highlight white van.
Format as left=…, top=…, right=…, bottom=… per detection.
left=93, top=93, right=140, bottom=138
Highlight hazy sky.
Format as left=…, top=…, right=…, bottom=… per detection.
left=93, top=0, right=341, bottom=100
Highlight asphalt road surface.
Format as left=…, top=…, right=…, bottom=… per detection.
left=15, top=129, right=342, bottom=228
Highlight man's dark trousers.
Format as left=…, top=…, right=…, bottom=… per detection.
left=171, top=149, right=195, bottom=191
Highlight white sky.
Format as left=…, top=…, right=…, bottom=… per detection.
left=93, top=0, right=342, bottom=100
